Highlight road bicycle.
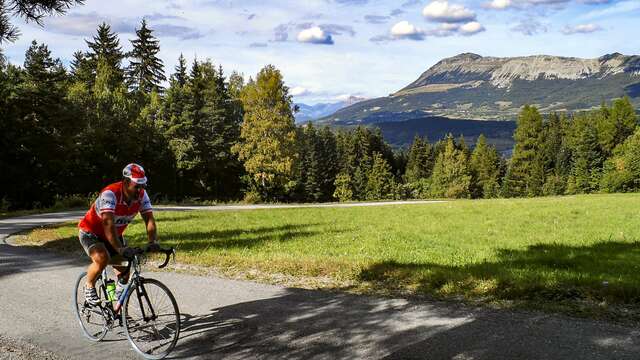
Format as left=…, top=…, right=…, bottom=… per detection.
left=73, top=245, right=180, bottom=359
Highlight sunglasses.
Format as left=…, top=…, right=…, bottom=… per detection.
left=134, top=183, right=147, bottom=190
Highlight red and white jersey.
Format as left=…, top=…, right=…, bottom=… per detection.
left=78, top=181, right=153, bottom=239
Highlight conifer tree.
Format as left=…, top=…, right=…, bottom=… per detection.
left=299, top=123, right=322, bottom=201
left=502, top=105, right=545, bottom=197
left=126, top=19, right=166, bottom=94
left=569, top=114, right=603, bottom=193
left=69, top=50, right=93, bottom=85
left=457, top=135, right=470, bottom=158
left=14, top=41, right=72, bottom=204
left=601, top=128, right=640, bottom=192
left=365, top=152, right=395, bottom=200
left=318, top=126, right=339, bottom=200
left=470, top=134, right=501, bottom=198
left=597, top=97, right=637, bottom=156
left=430, top=136, right=471, bottom=198
left=173, top=53, right=187, bottom=87
left=85, top=22, right=124, bottom=87
left=404, top=135, right=433, bottom=183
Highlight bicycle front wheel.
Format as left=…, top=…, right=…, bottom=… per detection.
left=123, top=278, right=180, bottom=359
left=73, top=272, right=108, bottom=341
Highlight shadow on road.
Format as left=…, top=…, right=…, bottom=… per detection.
left=0, top=244, right=84, bottom=279
left=169, top=287, right=640, bottom=360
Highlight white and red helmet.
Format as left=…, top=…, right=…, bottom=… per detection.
left=122, top=163, right=147, bottom=185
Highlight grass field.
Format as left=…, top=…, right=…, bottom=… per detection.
left=16, top=194, right=640, bottom=321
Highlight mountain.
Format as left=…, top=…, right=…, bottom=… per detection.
left=295, top=96, right=366, bottom=123
left=322, top=52, right=640, bottom=123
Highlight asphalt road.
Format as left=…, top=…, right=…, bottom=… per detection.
left=1, top=206, right=639, bottom=359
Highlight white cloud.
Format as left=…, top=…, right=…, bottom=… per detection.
left=486, top=0, right=512, bottom=10
left=459, top=21, right=486, bottom=35
left=390, top=20, right=426, bottom=40
left=424, top=21, right=485, bottom=37
left=511, top=18, right=548, bottom=35
left=297, top=26, right=334, bottom=44
left=290, top=86, right=310, bottom=96
left=422, top=1, right=476, bottom=23
left=427, top=23, right=459, bottom=37
left=561, top=23, right=603, bottom=34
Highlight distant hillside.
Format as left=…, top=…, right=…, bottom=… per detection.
left=295, top=96, right=366, bottom=123
left=374, top=116, right=516, bottom=153
left=323, top=52, right=640, bottom=123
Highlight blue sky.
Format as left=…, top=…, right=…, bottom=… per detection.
left=3, top=0, right=639, bottom=104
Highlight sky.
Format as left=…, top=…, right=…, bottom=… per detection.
left=3, top=0, right=640, bottom=104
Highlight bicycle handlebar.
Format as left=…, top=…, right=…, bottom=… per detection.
left=155, top=247, right=175, bottom=269
left=123, top=245, right=175, bottom=270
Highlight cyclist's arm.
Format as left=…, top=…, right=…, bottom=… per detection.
left=101, top=212, right=124, bottom=252
left=141, top=211, right=157, bottom=244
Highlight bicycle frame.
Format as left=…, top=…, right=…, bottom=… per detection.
left=97, top=255, right=156, bottom=325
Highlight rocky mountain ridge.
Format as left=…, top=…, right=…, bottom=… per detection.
left=322, top=52, right=640, bottom=123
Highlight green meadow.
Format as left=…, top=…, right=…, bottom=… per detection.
left=18, top=194, right=640, bottom=320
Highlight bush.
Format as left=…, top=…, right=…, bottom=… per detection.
left=242, top=190, right=263, bottom=204
left=0, top=197, right=10, bottom=212
left=51, top=194, right=94, bottom=210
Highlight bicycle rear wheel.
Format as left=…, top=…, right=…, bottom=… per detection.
left=123, top=278, right=180, bottom=359
left=73, top=272, right=109, bottom=341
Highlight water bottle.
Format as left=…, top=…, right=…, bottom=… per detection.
left=105, top=279, right=116, bottom=301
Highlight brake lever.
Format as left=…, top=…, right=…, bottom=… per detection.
left=158, top=247, right=175, bottom=269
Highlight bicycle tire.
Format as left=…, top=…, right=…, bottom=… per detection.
left=73, top=272, right=109, bottom=341
left=123, top=278, right=180, bottom=359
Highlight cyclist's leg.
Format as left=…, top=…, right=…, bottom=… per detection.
left=79, top=231, right=110, bottom=288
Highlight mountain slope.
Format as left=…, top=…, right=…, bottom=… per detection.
left=295, top=96, right=366, bottom=123
left=323, top=52, right=640, bottom=123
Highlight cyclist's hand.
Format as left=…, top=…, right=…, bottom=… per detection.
left=146, top=242, right=161, bottom=253
left=120, top=246, right=141, bottom=259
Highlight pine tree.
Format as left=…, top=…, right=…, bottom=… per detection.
left=299, top=123, right=322, bottom=201
left=199, top=62, right=243, bottom=198
left=161, top=55, right=192, bottom=194
left=540, top=113, right=569, bottom=195
left=69, top=50, right=93, bottom=85
left=317, top=126, right=339, bottom=201
left=173, top=53, right=187, bottom=87
left=85, top=22, right=124, bottom=88
left=430, top=136, right=471, bottom=199
left=126, top=19, right=166, bottom=94
left=13, top=41, right=72, bottom=205
left=469, top=134, right=501, bottom=198
left=597, top=97, right=637, bottom=156
left=231, top=65, right=297, bottom=200
left=456, top=135, right=470, bottom=158
left=601, top=128, right=640, bottom=192
left=404, top=134, right=433, bottom=183
left=569, top=114, right=603, bottom=193
left=502, top=105, right=545, bottom=197
left=365, top=152, right=395, bottom=200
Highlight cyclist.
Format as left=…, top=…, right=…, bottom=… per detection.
left=78, top=163, right=160, bottom=306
